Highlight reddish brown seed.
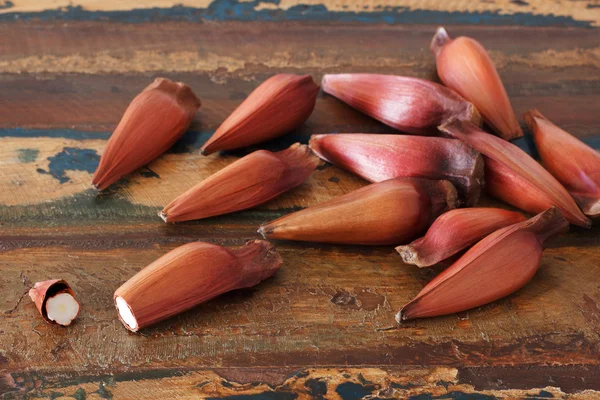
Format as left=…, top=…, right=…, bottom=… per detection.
left=398, top=207, right=568, bottom=321
left=321, top=73, right=481, bottom=135
left=160, top=143, right=319, bottom=222
left=525, top=109, right=600, bottom=218
left=396, top=208, right=526, bottom=267
left=29, top=279, right=80, bottom=326
left=201, top=74, right=319, bottom=155
left=92, top=78, right=201, bottom=190
left=114, top=240, right=282, bottom=332
left=258, top=178, right=458, bottom=245
left=441, top=120, right=591, bottom=228
left=431, top=27, right=522, bottom=140
left=309, top=133, right=484, bottom=206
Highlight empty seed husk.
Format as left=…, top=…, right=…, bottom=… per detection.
left=525, top=109, right=600, bottom=218
left=396, top=208, right=526, bottom=268
left=259, top=178, right=458, bottom=245
left=398, top=207, right=568, bottom=321
left=29, top=279, right=80, bottom=326
left=321, top=73, right=481, bottom=135
left=309, top=133, right=484, bottom=206
left=441, top=120, right=591, bottom=228
left=114, top=240, right=282, bottom=332
left=92, top=78, right=201, bottom=190
left=201, top=74, right=319, bottom=155
left=160, top=143, right=319, bottom=223
left=431, top=27, right=522, bottom=140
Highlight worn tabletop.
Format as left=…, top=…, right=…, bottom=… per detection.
left=1, top=1, right=600, bottom=399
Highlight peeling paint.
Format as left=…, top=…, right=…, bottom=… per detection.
left=0, top=1, right=594, bottom=27
left=38, top=147, right=100, bottom=184
left=16, top=148, right=38, bottom=163
left=336, top=381, right=378, bottom=400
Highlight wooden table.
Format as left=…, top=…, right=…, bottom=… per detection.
left=1, top=1, right=599, bottom=398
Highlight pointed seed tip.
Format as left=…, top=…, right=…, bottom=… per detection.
left=431, top=26, right=451, bottom=54
left=396, top=245, right=418, bottom=265
left=395, top=309, right=407, bottom=324
left=257, top=226, right=269, bottom=238
left=158, top=211, right=168, bottom=223
left=523, top=109, right=543, bottom=127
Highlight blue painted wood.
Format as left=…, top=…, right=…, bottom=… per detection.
left=2, top=129, right=598, bottom=158
left=0, top=1, right=593, bottom=27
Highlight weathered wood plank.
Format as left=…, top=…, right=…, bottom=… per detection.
left=3, top=366, right=599, bottom=399
left=1, top=5, right=599, bottom=396
left=0, top=23, right=598, bottom=136
left=0, top=23, right=598, bottom=222
left=0, top=0, right=598, bottom=27
left=1, top=239, right=599, bottom=372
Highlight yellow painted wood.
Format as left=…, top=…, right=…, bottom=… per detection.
left=1, top=0, right=599, bottom=26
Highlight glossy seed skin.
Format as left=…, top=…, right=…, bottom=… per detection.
left=259, top=178, right=458, bottom=245
left=161, top=144, right=319, bottom=222
left=321, top=73, right=481, bottom=135
left=396, top=208, right=526, bottom=267
left=398, top=208, right=568, bottom=321
left=201, top=74, right=319, bottom=155
left=441, top=120, right=591, bottom=228
left=310, top=133, right=484, bottom=206
left=92, top=78, right=201, bottom=190
left=114, top=240, right=282, bottom=332
left=525, top=109, right=600, bottom=218
left=431, top=27, right=522, bottom=140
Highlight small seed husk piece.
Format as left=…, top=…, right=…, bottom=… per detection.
left=441, top=120, right=591, bottom=228
left=29, top=279, right=80, bottom=326
left=525, top=109, right=600, bottom=218
left=160, top=143, right=319, bottom=222
left=396, top=208, right=526, bottom=268
left=259, top=178, right=458, bottom=245
left=309, top=133, right=484, bottom=206
left=92, top=78, right=201, bottom=190
left=114, top=240, right=282, bottom=332
left=398, top=207, right=568, bottom=321
left=431, top=27, right=522, bottom=140
left=201, top=74, right=319, bottom=155
left=321, top=73, right=481, bottom=135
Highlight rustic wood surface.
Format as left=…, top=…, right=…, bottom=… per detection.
left=1, top=1, right=600, bottom=398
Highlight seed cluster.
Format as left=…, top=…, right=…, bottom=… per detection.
left=29, top=27, right=598, bottom=330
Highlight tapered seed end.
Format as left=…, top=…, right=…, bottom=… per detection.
left=396, top=245, right=420, bottom=267
left=583, top=198, right=600, bottom=218
left=320, top=75, right=332, bottom=91
left=257, top=225, right=271, bottom=239
left=464, top=102, right=483, bottom=128
left=395, top=309, right=408, bottom=324
left=430, top=27, right=451, bottom=56
left=158, top=211, right=168, bottom=223
left=523, top=109, right=544, bottom=129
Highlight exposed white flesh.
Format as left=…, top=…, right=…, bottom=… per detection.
left=46, top=293, right=79, bottom=326
left=116, top=296, right=138, bottom=331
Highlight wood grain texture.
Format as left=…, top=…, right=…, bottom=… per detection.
left=1, top=2, right=600, bottom=398
left=4, top=366, right=600, bottom=399
left=0, top=0, right=598, bottom=26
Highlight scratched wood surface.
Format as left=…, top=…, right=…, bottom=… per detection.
left=1, top=1, right=600, bottom=399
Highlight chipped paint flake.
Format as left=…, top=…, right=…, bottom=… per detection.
left=4, top=368, right=594, bottom=399
left=0, top=0, right=598, bottom=26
